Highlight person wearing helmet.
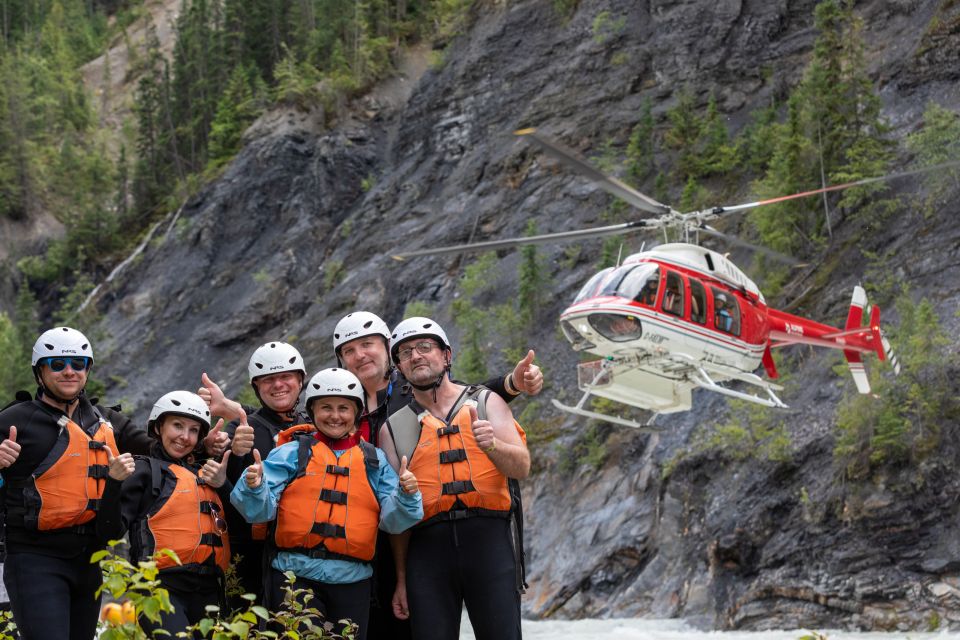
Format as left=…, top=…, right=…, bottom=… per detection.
left=231, top=368, right=422, bottom=640
left=379, top=318, right=530, bottom=640
left=196, top=341, right=309, bottom=608
left=0, top=327, right=136, bottom=640
left=332, top=310, right=541, bottom=639
left=98, top=391, right=232, bottom=637
left=715, top=292, right=734, bottom=332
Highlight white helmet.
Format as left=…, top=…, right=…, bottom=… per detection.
left=332, top=312, right=390, bottom=355
left=31, top=327, right=94, bottom=366
left=248, top=342, right=306, bottom=382
left=390, top=317, right=450, bottom=363
left=148, top=390, right=212, bottom=438
left=303, top=368, right=365, bottom=419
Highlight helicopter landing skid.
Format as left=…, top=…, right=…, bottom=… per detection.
left=689, top=365, right=788, bottom=408
left=550, top=398, right=663, bottom=431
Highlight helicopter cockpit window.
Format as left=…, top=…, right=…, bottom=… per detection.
left=574, top=267, right=615, bottom=303
left=689, top=279, right=706, bottom=324
left=609, top=264, right=660, bottom=304
left=663, top=272, right=684, bottom=317
left=711, top=287, right=741, bottom=335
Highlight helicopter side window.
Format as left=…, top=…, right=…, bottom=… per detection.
left=662, top=272, right=684, bottom=317
left=711, top=287, right=741, bottom=336
left=689, top=279, right=706, bottom=324
left=574, top=267, right=615, bottom=303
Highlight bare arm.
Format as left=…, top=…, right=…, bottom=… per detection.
left=471, top=393, right=530, bottom=480
left=390, top=530, right=412, bottom=620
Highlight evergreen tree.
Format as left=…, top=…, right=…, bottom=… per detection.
left=207, top=62, right=266, bottom=168
left=906, top=102, right=960, bottom=215
left=664, top=91, right=702, bottom=181
left=627, top=97, right=655, bottom=180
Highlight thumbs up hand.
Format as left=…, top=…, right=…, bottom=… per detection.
left=106, top=447, right=135, bottom=481
left=202, top=450, right=231, bottom=488
left=203, top=418, right=230, bottom=458
left=398, top=455, right=418, bottom=494
left=245, top=449, right=263, bottom=489
left=198, top=372, right=244, bottom=421
left=0, top=426, right=21, bottom=468
left=470, top=405, right=496, bottom=454
left=510, top=349, right=543, bottom=396
left=231, top=409, right=255, bottom=456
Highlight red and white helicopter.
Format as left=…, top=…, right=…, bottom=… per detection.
left=391, top=130, right=947, bottom=428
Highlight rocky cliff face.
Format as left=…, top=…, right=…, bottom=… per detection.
left=88, top=0, right=960, bottom=631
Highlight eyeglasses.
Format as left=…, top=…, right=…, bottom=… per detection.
left=41, top=357, right=91, bottom=372
left=396, top=341, right=438, bottom=362
left=208, top=502, right=227, bottom=534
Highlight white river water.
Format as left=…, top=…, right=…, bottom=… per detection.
left=459, top=617, right=959, bottom=640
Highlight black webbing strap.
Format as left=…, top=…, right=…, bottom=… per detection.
left=310, top=522, right=346, bottom=538
left=437, top=425, right=460, bottom=437
left=439, top=448, right=467, bottom=464
left=199, top=532, right=224, bottom=547
left=319, top=489, right=347, bottom=505
left=441, top=480, right=475, bottom=495
left=326, top=464, right=350, bottom=476
left=88, top=464, right=110, bottom=479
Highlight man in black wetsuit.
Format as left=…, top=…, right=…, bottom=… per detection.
left=0, top=326, right=136, bottom=640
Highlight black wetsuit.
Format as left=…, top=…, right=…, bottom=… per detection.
left=0, top=396, right=124, bottom=640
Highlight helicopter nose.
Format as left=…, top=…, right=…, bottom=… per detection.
left=561, top=320, right=595, bottom=351
left=587, top=313, right=643, bottom=342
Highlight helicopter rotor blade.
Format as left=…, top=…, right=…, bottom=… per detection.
left=392, top=220, right=654, bottom=261
left=696, top=225, right=805, bottom=267
left=711, top=159, right=960, bottom=216
left=515, top=128, right=672, bottom=217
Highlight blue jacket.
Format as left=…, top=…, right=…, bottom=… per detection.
left=230, top=440, right=422, bottom=584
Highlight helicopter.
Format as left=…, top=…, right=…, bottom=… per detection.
left=391, top=129, right=951, bottom=428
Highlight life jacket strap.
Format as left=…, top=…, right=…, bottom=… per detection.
left=326, top=464, right=350, bottom=476
left=199, top=501, right=218, bottom=514
left=439, top=449, right=467, bottom=464
left=437, top=425, right=460, bottom=437
left=88, top=440, right=107, bottom=450
left=85, top=499, right=101, bottom=511
left=88, top=464, right=110, bottom=479
left=281, top=544, right=365, bottom=563
left=319, top=488, right=347, bottom=505
left=441, top=480, right=475, bottom=496
left=310, top=522, right=346, bottom=538
left=199, top=532, right=224, bottom=547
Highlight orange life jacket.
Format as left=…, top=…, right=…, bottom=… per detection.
left=21, top=413, right=119, bottom=531
left=408, top=396, right=514, bottom=524
left=137, top=462, right=230, bottom=575
left=274, top=437, right=380, bottom=562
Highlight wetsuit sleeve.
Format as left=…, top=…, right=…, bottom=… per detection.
left=229, top=441, right=298, bottom=524
left=478, top=376, right=518, bottom=404
left=102, top=406, right=152, bottom=456
left=95, top=477, right=126, bottom=543
left=116, top=459, right=154, bottom=536
left=370, top=448, right=422, bottom=534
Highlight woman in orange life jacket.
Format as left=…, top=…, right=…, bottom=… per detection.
left=231, top=368, right=422, bottom=640
left=0, top=327, right=135, bottom=640
left=98, top=391, right=232, bottom=637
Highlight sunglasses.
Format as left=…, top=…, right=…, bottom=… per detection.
left=41, top=357, right=92, bottom=372
left=208, top=502, right=227, bottom=534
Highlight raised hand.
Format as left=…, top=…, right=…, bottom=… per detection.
left=398, top=455, right=418, bottom=494
left=469, top=405, right=496, bottom=454
left=231, top=408, right=255, bottom=456
left=202, top=450, right=231, bottom=488
left=198, top=372, right=243, bottom=421
left=245, top=449, right=263, bottom=489
left=203, top=418, right=229, bottom=458
left=511, top=349, right=544, bottom=396
left=106, top=447, right=135, bottom=481
left=0, top=426, right=20, bottom=469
